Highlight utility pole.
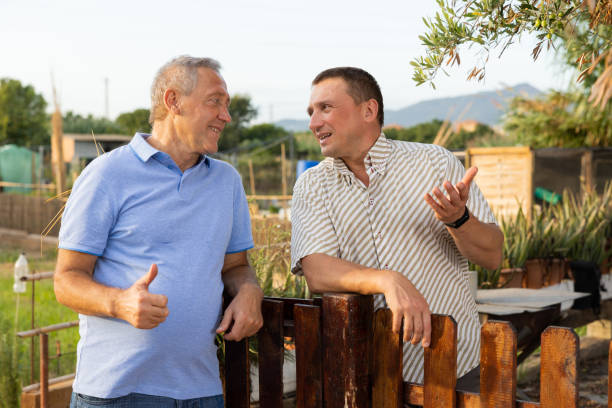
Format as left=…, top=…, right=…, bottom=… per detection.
left=104, top=77, right=109, bottom=119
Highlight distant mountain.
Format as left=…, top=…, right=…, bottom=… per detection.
left=275, top=83, right=541, bottom=131
left=274, top=119, right=312, bottom=132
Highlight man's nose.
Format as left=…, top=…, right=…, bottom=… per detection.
left=309, top=112, right=322, bottom=132
left=219, top=105, right=231, bottom=123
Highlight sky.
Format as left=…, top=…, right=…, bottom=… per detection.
left=0, top=0, right=574, bottom=124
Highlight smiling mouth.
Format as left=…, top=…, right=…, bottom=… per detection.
left=318, top=132, right=332, bottom=141
left=209, top=126, right=223, bottom=134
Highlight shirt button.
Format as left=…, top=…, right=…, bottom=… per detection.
left=369, top=198, right=374, bottom=206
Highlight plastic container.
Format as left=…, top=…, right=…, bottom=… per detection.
left=296, top=160, right=319, bottom=178
left=13, top=252, right=28, bottom=293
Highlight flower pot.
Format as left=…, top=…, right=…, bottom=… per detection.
left=546, top=258, right=564, bottom=286
left=498, top=268, right=525, bottom=288
left=524, top=258, right=546, bottom=289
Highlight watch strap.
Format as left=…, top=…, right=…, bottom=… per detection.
left=445, top=206, right=470, bottom=229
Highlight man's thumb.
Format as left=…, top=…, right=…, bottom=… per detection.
left=137, top=264, right=158, bottom=290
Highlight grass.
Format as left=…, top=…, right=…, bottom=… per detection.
left=0, top=246, right=79, bottom=407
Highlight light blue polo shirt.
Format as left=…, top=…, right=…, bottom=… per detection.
left=59, top=133, right=254, bottom=399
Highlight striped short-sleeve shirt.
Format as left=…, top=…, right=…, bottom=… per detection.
left=290, top=133, right=496, bottom=383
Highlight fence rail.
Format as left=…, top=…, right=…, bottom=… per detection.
left=223, top=294, right=604, bottom=408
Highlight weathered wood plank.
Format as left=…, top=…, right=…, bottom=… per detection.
left=224, top=338, right=250, bottom=408
left=322, top=294, right=372, bottom=408
left=424, top=314, right=457, bottom=408
left=540, top=327, right=579, bottom=408
left=372, top=308, right=402, bottom=408
left=608, top=341, right=612, bottom=408
left=295, top=304, right=322, bottom=408
left=480, top=321, right=517, bottom=407
left=404, top=383, right=539, bottom=408
left=258, top=299, right=284, bottom=408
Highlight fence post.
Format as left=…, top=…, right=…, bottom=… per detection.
left=372, top=308, right=402, bottom=408
left=295, top=304, right=323, bottom=408
left=224, top=338, right=250, bottom=408
left=480, top=320, right=517, bottom=407
left=257, top=299, right=284, bottom=408
left=608, top=340, right=611, bottom=408
left=322, top=294, right=372, bottom=408
left=39, top=333, right=48, bottom=408
left=540, top=326, right=579, bottom=408
left=424, top=315, right=457, bottom=408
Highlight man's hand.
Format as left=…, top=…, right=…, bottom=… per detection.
left=380, top=270, right=431, bottom=347
left=424, top=166, right=478, bottom=224
left=114, top=264, right=169, bottom=329
left=216, top=283, right=263, bottom=341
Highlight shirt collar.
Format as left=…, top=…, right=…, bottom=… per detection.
left=332, top=132, right=392, bottom=179
left=129, top=133, right=210, bottom=168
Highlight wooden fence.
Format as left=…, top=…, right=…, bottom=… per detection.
left=224, top=294, right=610, bottom=408
left=0, top=194, right=64, bottom=236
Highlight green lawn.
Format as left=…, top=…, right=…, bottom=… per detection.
left=0, top=247, right=78, bottom=407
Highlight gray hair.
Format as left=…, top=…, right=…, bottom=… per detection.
left=149, top=55, right=221, bottom=124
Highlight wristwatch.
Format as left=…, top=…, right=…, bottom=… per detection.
left=445, top=207, right=470, bottom=229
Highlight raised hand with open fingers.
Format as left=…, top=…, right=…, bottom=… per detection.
left=114, top=263, right=169, bottom=329
left=424, top=166, right=478, bottom=224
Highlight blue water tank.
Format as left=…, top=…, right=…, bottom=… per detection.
left=296, top=160, right=319, bottom=178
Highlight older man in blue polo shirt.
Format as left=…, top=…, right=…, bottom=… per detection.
left=54, top=56, right=263, bottom=408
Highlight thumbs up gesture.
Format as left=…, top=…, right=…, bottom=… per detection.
left=115, top=264, right=169, bottom=329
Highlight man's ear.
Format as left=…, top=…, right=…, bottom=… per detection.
left=163, top=89, right=181, bottom=116
left=362, top=99, right=379, bottom=123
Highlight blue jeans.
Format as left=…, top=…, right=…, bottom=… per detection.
left=70, top=393, right=224, bottom=408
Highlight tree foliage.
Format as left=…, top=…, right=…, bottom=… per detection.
left=218, top=94, right=258, bottom=151
left=383, top=119, right=499, bottom=149
left=413, top=0, right=612, bottom=107
left=62, top=111, right=123, bottom=135
left=116, top=108, right=151, bottom=135
left=504, top=88, right=612, bottom=146
left=0, top=78, right=48, bottom=147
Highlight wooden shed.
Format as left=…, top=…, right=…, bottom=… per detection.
left=465, top=146, right=534, bottom=220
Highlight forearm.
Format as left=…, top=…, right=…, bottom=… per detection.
left=54, top=269, right=122, bottom=318
left=447, top=212, right=504, bottom=270
left=301, top=253, right=390, bottom=294
left=222, top=265, right=262, bottom=298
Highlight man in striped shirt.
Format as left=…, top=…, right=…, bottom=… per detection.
left=290, top=67, right=503, bottom=386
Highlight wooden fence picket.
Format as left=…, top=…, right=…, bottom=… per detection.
left=424, top=314, right=457, bottom=408
left=322, top=294, right=372, bottom=408
left=372, top=308, right=403, bottom=408
left=608, top=340, right=611, bottom=408
left=257, top=299, right=284, bottom=408
left=224, top=338, right=250, bottom=408
left=540, top=327, right=579, bottom=408
left=480, top=321, right=517, bottom=407
left=294, top=304, right=323, bottom=408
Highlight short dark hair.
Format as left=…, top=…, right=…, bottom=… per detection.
left=312, top=67, right=384, bottom=126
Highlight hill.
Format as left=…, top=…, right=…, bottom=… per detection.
left=275, top=83, right=541, bottom=131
